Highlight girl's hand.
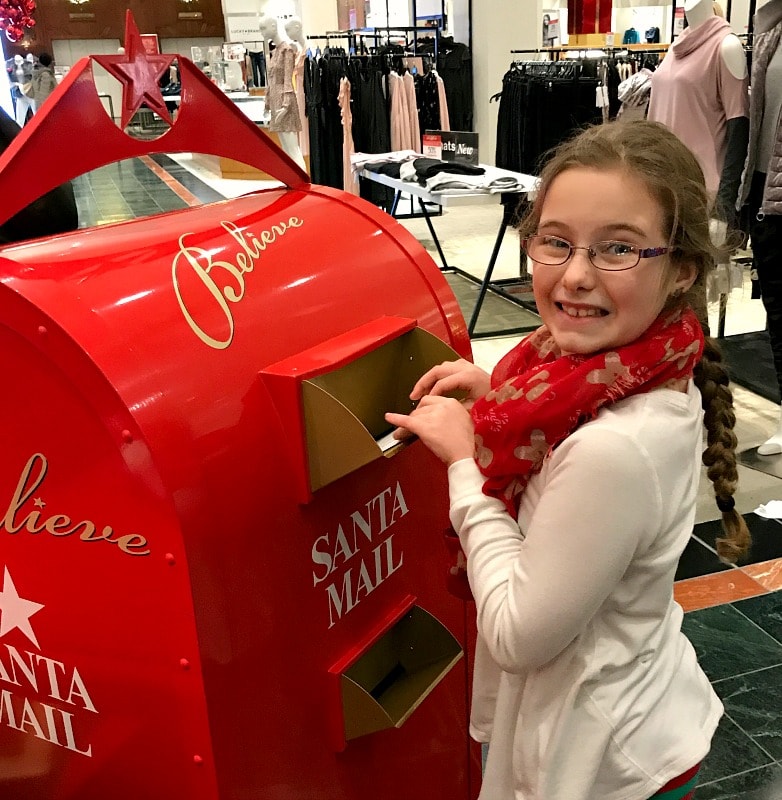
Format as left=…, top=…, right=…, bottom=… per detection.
left=385, top=395, right=475, bottom=466
left=410, top=359, right=491, bottom=410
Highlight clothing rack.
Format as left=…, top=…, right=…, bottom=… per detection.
left=383, top=26, right=440, bottom=59
left=510, top=45, right=669, bottom=60
left=332, top=25, right=440, bottom=59
left=307, top=32, right=358, bottom=52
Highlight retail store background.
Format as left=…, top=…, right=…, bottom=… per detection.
left=1, top=0, right=781, bottom=796
left=1, top=0, right=754, bottom=173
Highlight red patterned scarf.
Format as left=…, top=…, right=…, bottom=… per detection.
left=470, top=307, right=704, bottom=516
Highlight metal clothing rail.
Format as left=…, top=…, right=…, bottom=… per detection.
left=316, top=25, right=440, bottom=59
left=509, top=45, right=670, bottom=59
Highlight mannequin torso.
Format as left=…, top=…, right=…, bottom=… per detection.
left=684, top=0, right=747, bottom=78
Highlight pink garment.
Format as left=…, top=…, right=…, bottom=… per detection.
left=293, top=49, right=310, bottom=158
left=389, top=72, right=413, bottom=152
left=395, top=72, right=414, bottom=151
left=339, top=77, right=359, bottom=195
left=437, top=74, right=450, bottom=131
left=403, top=71, right=421, bottom=151
left=388, top=72, right=403, bottom=151
left=267, top=42, right=301, bottom=133
left=647, top=16, right=748, bottom=195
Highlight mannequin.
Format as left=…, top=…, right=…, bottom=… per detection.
left=284, top=17, right=310, bottom=171
left=284, top=17, right=307, bottom=51
left=738, top=0, right=782, bottom=454
left=260, top=14, right=305, bottom=170
left=648, top=0, right=749, bottom=212
left=647, top=0, right=749, bottom=335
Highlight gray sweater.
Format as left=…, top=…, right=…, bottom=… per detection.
left=739, top=0, right=782, bottom=214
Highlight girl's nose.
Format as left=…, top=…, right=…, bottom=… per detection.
left=560, top=247, right=598, bottom=291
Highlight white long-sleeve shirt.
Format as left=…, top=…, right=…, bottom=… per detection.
left=449, top=381, right=722, bottom=800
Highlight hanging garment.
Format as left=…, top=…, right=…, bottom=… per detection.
left=293, top=48, right=310, bottom=159
left=347, top=61, right=392, bottom=211
left=247, top=51, right=266, bottom=88
left=303, top=55, right=324, bottom=184
left=388, top=71, right=413, bottom=152
left=339, top=77, right=359, bottom=195
left=319, top=53, right=346, bottom=189
left=437, top=74, right=450, bottom=131
left=617, top=67, right=654, bottom=121
left=267, top=42, right=302, bottom=133
left=417, top=71, right=441, bottom=134
left=623, top=27, right=640, bottom=45
left=647, top=16, right=749, bottom=195
left=417, top=36, right=473, bottom=131
left=495, top=64, right=601, bottom=175
left=403, top=71, right=421, bottom=151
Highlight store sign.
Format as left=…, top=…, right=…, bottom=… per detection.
left=422, top=131, right=479, bottom=166
left=225, top=13, right=262, bottom=43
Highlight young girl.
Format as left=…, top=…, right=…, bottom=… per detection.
left=385, top=121, right=750, bottom=800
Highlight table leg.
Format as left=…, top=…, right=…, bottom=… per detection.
left=467, top=204, right=513, bottom=337
left=418, top=198, right=450, bottom=269
left=717, top=292, right=728, bottom=338
left=390, top=190, right=402, bottom=218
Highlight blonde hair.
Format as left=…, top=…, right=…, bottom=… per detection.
left=519, top=121, right=750, bottom=562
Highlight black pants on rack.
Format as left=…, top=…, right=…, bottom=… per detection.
left=303, top=57, right=324, bottom=185
left=319, top=55, right=346, bottom=190
left=495, top=72, right=600, bottom=175
left=247, top=51, right=266, bottom=88
left=747, top=170, right=782, bottom=396
left=349, top=66, right=392, bottom=211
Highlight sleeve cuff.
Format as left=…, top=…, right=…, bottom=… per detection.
left=447, top=458, right=485, bottom=503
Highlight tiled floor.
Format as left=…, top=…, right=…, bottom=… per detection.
left=70, top=155, right=782, bottom=798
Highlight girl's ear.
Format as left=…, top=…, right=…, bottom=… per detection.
left=673, top=259, right=698, bottom=294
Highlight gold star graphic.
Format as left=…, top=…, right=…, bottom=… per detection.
left=92, top=10, right=174, bottom=129
left=33, top=498, right=45, bottom=509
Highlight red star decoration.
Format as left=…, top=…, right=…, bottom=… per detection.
left=92, top=10, right=175, bottom=129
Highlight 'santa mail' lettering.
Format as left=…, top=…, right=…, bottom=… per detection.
left=0, top=643, right=97, bottom=757
left=311, top=482, right=408, bottom=628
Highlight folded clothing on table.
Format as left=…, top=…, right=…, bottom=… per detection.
left=351, top=150, right=419, bottom=178
left=398, top=157, right=485, bottom=184
left=423, top=172, right=530, bottom=194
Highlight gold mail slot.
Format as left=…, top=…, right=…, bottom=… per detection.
left=302, top=327, right=458, bottom=492
left=337, top=605, right=463, bottom=742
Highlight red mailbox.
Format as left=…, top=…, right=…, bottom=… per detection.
left=0, top=14, right=479, bottom=800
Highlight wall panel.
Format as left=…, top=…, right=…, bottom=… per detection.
left=6, top=0, right=226, bottom=56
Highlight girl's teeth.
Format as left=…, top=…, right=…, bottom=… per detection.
left=563, top=306, right=602, bottom=317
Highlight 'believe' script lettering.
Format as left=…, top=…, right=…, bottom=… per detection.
left=173, top=216, right=304, bottom=350
left=0, top=454, right=150, bottom=556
